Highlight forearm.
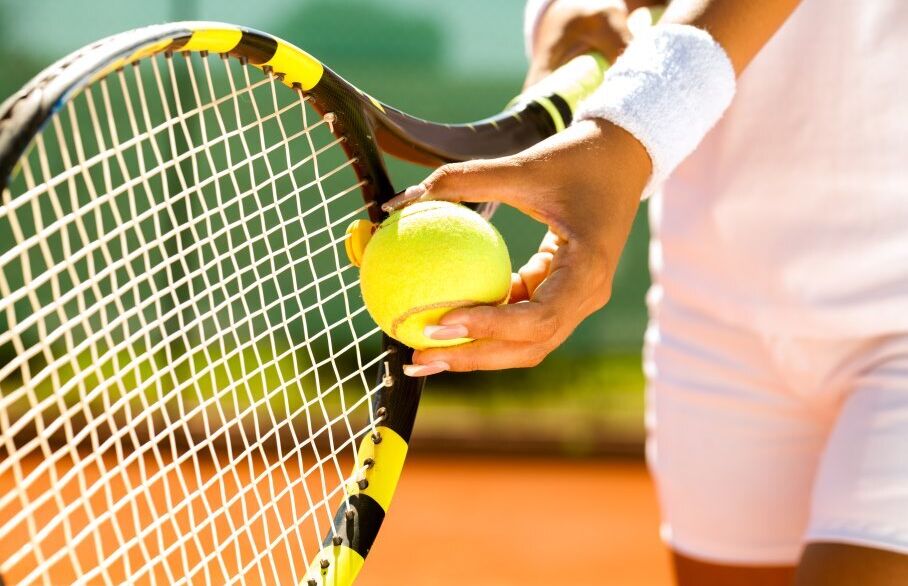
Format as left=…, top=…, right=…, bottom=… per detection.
left=563, top=0, right=801, bottom=198
left=662, top=0, right=801, bottom=73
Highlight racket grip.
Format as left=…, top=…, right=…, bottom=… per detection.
left=507, top=52, right=609, bottom=119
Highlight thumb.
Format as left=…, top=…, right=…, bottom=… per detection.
left=382, top=158, right=530, bottom=212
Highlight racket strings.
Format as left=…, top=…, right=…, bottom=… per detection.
left=0, top=50, right=386, bottom=585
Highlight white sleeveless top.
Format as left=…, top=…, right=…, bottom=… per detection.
left=651, top=0, right=908, bottom=336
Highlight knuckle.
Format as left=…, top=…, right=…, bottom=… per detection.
left=524, top=346, right=550, bottom=368
left=525, top=355, right=544, bottom=368
left=426, top=163, right=466, bottom=189
left=471, top=307, right=501, bottom=338
left=533, top=310, right=561, bottom=342
left=592, top=271, right=614, bottom=308
left=449, top=354, right=480, bottom=372
left=593, top=282, right=612, bottom=309
left=495, top=155, right=525, bottom=173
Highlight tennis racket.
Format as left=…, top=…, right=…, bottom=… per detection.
left=0, top=22, right=606, bottom=585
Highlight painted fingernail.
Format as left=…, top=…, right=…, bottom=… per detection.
left=403, top=361, right=449, bottom=377
left=404, top=184, right=426, bottom=198
left=424, top=324, right=468, bottom=340
left=382, top=184, right=426, bottom=211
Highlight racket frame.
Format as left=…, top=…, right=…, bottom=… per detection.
left=0, top=21, right=607, bottom=585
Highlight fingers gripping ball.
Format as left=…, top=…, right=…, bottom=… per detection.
left=347, top=201, right=512, bottom=350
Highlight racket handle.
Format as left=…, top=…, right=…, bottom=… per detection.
left=507, top=52, right=609, bottom=124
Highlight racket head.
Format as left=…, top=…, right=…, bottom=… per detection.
left=0, top=21, right=605, bottom=585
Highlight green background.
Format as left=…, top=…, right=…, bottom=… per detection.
left=0, top=0, right=651, bottom=451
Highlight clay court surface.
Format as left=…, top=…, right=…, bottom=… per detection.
left=360, top=457, right=672, bottom=586
left=1, top=454, right=670, bottom=585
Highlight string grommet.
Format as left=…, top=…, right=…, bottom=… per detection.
left=323, top=112, right=337, bottom=132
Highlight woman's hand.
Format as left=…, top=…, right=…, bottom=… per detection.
left=526, top=0, right=632, bottom=87
left=384, top=119, right=652, bottom=375
left=526, top=1, right=666, bottom=87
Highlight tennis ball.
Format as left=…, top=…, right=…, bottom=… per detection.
left=353, top=201, right=511, bottom=350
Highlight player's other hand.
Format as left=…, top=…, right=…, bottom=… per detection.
left=525, top=0, right=631, bottom=88
left=384, top=119, right=651, bottom=374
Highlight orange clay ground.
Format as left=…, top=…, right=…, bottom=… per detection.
left=360, top=457, right=672, bottom=586
left=0, top=455, right=670, bottom=585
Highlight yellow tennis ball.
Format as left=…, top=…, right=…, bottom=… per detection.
left=356, top=200, right=511, bottom=350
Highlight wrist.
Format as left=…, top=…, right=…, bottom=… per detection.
left=569, top=119, right=648, bottom=272
left=576, top=118, right=653, bottom=198
left=575, top=24, right=736, bottom=197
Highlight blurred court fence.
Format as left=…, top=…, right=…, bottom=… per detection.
left=0, top=0, right=650, bottom=455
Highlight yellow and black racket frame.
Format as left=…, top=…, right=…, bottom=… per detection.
left=0, top=22, right=607, bottom=585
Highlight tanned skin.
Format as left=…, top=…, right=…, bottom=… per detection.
left=390, top=0, right=800, bottom=376
left=388, top=3, right=908, bottom=583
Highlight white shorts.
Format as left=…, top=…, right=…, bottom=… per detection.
left=644, top=294, right=908, bottom=565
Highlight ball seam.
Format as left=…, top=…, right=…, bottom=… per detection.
left=389, top=293, right=510, bottom=338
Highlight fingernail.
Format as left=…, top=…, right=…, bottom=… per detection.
left=404, top=184, right=426, bottom=198
left=403, top=361, right=449, bottom=377
left=382, top=184, right=426, bottom=211
left=424, top=324, right=468, bottom=340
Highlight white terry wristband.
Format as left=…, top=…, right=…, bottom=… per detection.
left=575, top=24, right=736, bottom=197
